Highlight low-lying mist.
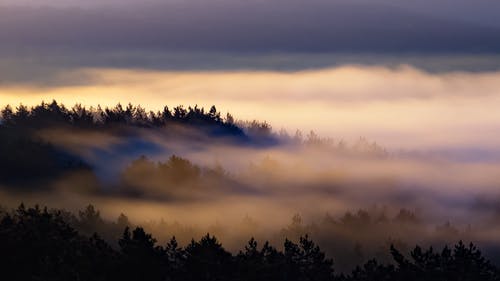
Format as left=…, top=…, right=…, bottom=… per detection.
left=2, top=101, right=500, bottom=271
left=3, top=65, right=500, bottom=152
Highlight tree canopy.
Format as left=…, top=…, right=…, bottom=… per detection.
left=0, top=204, right=498, bottom=281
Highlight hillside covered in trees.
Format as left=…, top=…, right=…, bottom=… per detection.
left=2, top=101, right=500, bottom=279
left=0, top=100, right=385, bottom=190
left=0, top=101, right=259, bottom=186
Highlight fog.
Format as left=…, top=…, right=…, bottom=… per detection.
left=31, top=126, right=500, bottom=223
left=4, top=121, right=500, bottom=268
left=2, top=64, right=500, bottom=270
left=2, top=65, right=500, bottom=151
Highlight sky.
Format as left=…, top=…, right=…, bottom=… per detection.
left=1, top=0, right=499, bottom=154
left=1, top=0, right=500, bottom=53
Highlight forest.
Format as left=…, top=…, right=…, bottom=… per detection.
left=1, top=101, right=500, bottom=280
left=0, top=204, right=499, bottom=281
left=0, top=100, right=254, bottom=186
left=2, top=0, right=498, bottom=279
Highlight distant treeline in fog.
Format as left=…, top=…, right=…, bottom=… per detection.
left=0, top=101, right=244, bottom=183
left=0, top=100, right=385, bottom=186
left=0, top=204, right=498, bottom=281
left=0, top=100, right=250, bottom=186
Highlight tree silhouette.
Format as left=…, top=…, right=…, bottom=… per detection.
left=0, top=203, right=499, bottom=281
left=284, top=235, right=335, bottom=281
left=184, top=233, right=234, bottom=281
left=118, top=227, right=167, bottom=281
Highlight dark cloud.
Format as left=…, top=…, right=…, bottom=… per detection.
left=3, top=51, right=500, bottom=87
left=0, top=1, right=499, bottom=53
left=1, top=0, right=499, bottom=86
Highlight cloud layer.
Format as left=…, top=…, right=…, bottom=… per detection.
left=2, top=65, right=499, bottom=152
left=1, top=0, right=499, bottom=53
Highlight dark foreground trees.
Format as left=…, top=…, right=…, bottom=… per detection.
left=0, top=204, right=499, bottom=281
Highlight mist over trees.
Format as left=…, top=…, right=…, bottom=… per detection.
left=0, top=100, right=385, bottom=187
left=2, top=101, right=499, bottom=279
left=0, top=101, right=256, bottom=186
left=1, top=204, right=499, bottom=281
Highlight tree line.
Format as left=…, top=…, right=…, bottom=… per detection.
left=0, top=100, right=265, bottom=186
left=0, top=101, right=385, bottom=186
left=0, top=100, right=247, bottom=135
left=0, top=204, right=498, bottom=281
